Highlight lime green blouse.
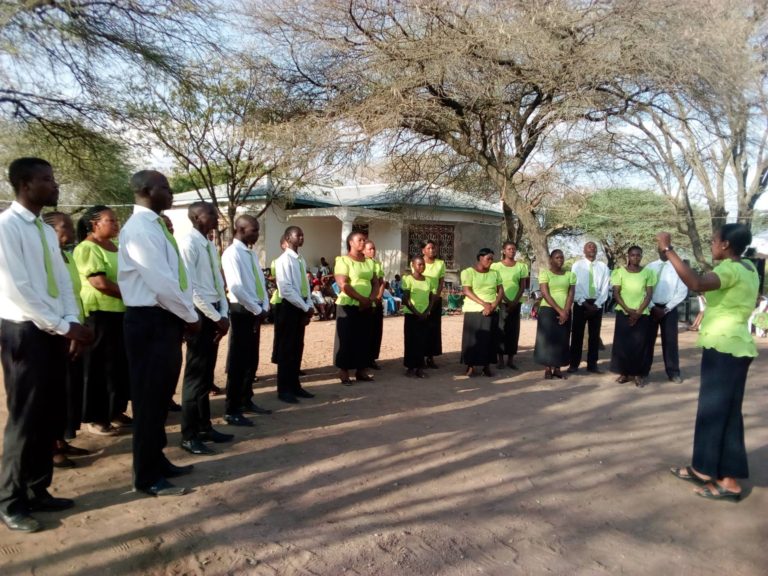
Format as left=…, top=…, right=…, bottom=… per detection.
left=423, top=259, right=446, bottom=294
left=335, top=255, right=376, bottom=306
left=698, top=259, right=759, bottom=357
left=370, top=258, right=384, bottom=279
left=402, top=274, right=431, bottom=314
left=73, top=240, right=125, bottom=316
left=62, top=250, right=85, bottom=322
left=491, top=261, right=529, bottom=300
left=538, top=269, right=576, bottom=309
left=461, top=267, right=501, bottom=313
left=611, top=267, right=655, bottom=315
left=269, top=260, right=282, bottom=305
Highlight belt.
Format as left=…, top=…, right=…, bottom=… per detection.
left=653, top=302, right=668, bottom=308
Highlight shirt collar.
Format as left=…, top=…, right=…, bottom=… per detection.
left=233, top=238, right=250, bottom=251
left=133, top=204, right=161, bottom=220
left=10, top=201, right=38, bottom=223
left=284, top=247, right=300, bottom=259
left=189, top=227, right=208, bottom=244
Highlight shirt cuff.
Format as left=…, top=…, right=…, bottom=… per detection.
left=54, top=319, right=71, bottom=336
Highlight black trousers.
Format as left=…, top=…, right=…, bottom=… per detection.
left=569, top=302, right=603, bottom=370
left=0, top=321, right=68, bottom=515
left=226, top=304, right=260, bottom=415
left=369, top=304, right=384, bottom=362
left=62, top=357, right=84, bottom=440
left=82, top=311, right=130, bottom=423
left=426, top=301, right=443, bottom=357
left=692, top=348, right=752, bottom=479
left=123, top=307, right=184, bottom=490
left=643, top=306, right=680, bottom=377
left=181, top=309, right=217, bottom=441
left=403, top=314, right=429, bottom=369
left=497, top=302, right=522, bottom=357
left=276, top=303, right=307, bottom=395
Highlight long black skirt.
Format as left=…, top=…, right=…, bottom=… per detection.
left=334, top=304, right=373, bottom=370
left=403, top=313, right=429, bottom=369
left=609, top=312, right=651, bottom=376
left=426, top=299, right=443, bottom=357
left=82, top=310, right=130, bottom=423
left=461, top=311, right=498, bottom=367
left=534, top=307, right=571, bottom=367
left=370, top=303, right=384, bottom=361
left=498, top=302, right=522, bottom=356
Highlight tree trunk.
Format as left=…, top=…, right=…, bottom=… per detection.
left=502, top=201, right=524, bottom=246
left=678, top=195, right=711, bottom=270
left=501, top=189, right=549, bottom=265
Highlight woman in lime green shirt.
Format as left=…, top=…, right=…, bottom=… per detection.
left=421, top=240, right=446, bottom=368
left=534, top=249, right=576, bottom=379
left=364, top=240, right=385, bottom=370
left=491, top=241, right=529, bottom=369
left=461, top=248, right=503, bottom=377
left=334, top=231, right=379, bottom=384
left=660, top=225, right=759, bottom=502
left=74, top=205, right=129, bottom=436
left=609, top=245, right=655, bottom=387
left=402, top=255, right=433, bottom=378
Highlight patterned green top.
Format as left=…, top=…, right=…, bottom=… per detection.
left=461, top=267, right=502, bottom=313
left=73, top=239, right=126, bottom=316
left=423, top=259, right=446, bottom=294
left=402, top=274, right=431, bottom=314
left=610, top=267, right=656, bottom=315
left=335, top=255, right=376, bottom=306
left=538, top=269, right=576, bottom=309
left=698, top=259, right=759, bottom=357
left=491, top=261, right=529, bottom=301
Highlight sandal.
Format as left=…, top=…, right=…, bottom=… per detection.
left=465, top=366, right=476, bottom=377
left=544, top=369, right=553, bottom=380
left=670, top=466, right=709, bottom=486
left=355, top=373, right=375, bottom=382
left=634, top=376, right=646, bottom=388
left=696, top=482, right=742, bottom=502
left=616, top=375, right=630, bottom=384
left=552, top=370, right=567, bottom=380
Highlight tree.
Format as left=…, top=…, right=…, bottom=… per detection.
left=251, top=0, right=725, bottom=263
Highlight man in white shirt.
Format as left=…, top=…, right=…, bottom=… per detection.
left=118, top=170, right=201, bottom=497
left=643, top=247, right=689, bottom=382
left=221, top=215, right=272, bottom=426
left=178, top=202, right=234, bottom=455
left=568, top=242, right=611, bottom=373
left=274, top=226, right=316, bottom=403
left=0, top=158, right=93, bottom=532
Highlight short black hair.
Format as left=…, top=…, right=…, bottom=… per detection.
left=718, top=223, right=752, bottom=255
left=549, top=249, right=564, bottom=258
left=476, top=247, right=494, bottom=260
left=420, top=239, right=437, bottom=249
left=283, top=226, right=302, bottom=241
left=502, top=240, right=516, bottom=249
left=8, top=157, right=52, bottom=194
left=628, top=245, right=643, bottom=254
left=188, top=201, right=214, bottom=220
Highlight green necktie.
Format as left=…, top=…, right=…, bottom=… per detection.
left=35, top=218, right=59, bottom=298
left=157, top=218, right=188, bottom=290
left=298, top=257, right=309, bottom=298
left=250, top=251, right=265, bottom=301
left=588, top=261, right=596, bottom=298
left=206, top=242, right=224, bottom=298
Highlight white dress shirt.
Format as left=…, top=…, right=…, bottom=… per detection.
left=221, top=238, right=269, bottom=316
left=178, top=228, right=229, bottom=322
left=646, top=259, right=688, bottom=312
left=0, top=201, right=79, bottom=334
left=275, top=248, right=313, bottom=312
left=117, top=205, right=197, bottom=323
left=571, top=258, right=611, bottom=306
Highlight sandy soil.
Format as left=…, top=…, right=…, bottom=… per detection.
left=1, top=314, right=767, bottom=575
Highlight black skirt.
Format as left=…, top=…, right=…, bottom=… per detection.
left=370, top=303, right=384, bottom=361
left=609, top=312, right=651, bottom=376
left=498, top=302, right=522, bottom=356
left=534, top=307, right=571, bottom=367
left=334, top=304, right=373, bottom=370
left=403, top=313, right=429, bottom=369
left=461, top=311, right=499, bottom=366
left=426, top=299, right=443, bottom=356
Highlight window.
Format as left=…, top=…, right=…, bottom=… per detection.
left=407, top=224, right=455, bottom=268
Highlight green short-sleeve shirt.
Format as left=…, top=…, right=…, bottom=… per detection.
left=63, top=250, right=85, bottom=323
left=370, top=259, right=384, bottom=279
left=73, top=239, right=126, bottom=316
left=610, top=267, right=656, bottom=315
left=461, top=267, right=501, bottom=313
left=491, top=261, right=529, bottom=300
left=335, top=255, right=376, bottom=306
left=402, top=274, right=431, bottom=314
left=698, top=259, right=759, bottom=357
left=538, top=269, right=576, bottom=309
left=423, top=259, right=446, bottom=294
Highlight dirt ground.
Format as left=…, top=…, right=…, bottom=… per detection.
left=1, top=314, right=767, bottom=575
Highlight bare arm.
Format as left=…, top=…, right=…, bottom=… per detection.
left=656, top=233, right=721, bottom=292
left=540, top=283, right=563, bottom=315
left=87, top=273, right=122, bottom=298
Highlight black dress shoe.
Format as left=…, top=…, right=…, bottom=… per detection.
left=295, top=388, right=315, bottom=399
left=278, top=393, right=299, bottom=404
left=224, top=414, right=254, bottom=427
left=181, top=439, right=216, bottom=455
left=164, top=462, right=194, bottom=477
left=136, top=478, right=188, bottom=497
left=369, top=361, right=382, bottom=370
left=29, top=492, right=75, bottom=511
left=242, top=402, right=272, bottom=415
left=587, top=367, right=604, bottom=374
left=199, top=428, right=234, bottom=443
left=0, top=511, right=41, bottom=532
left=669, top=375, right=683, bottom=383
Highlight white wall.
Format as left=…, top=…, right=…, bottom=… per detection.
left=368, top=219, right=403, bottom=279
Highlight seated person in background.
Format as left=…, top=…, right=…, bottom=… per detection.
left=391, top=274, right=404, bottom=299
left=321, top=277, right=337, bottom=319
left=319, top=257, right=331, bottom=277
left=310, top=284, right=329, bottom=320
left=382, top=281, right=401, bottom=315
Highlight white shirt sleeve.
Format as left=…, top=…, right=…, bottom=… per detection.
left=276, top=252, right=312, bottom=312
left=179, top=235, right=221, bottom=322
left=222, top=246, right=263, bottom=316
